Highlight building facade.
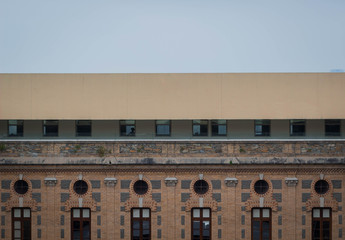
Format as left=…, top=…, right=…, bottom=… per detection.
left=0, top=73, right=344, bottom=240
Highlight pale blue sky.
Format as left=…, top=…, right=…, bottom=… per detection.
left=1, top=0, right=344, bottom=73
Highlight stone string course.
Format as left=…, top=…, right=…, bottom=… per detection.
left=1, top=141, right=345, bottom=158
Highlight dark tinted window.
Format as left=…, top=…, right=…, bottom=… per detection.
left=12, top=208, right=31, bottom=240
left=255, top=120, right=270, bottom=136
left=120, top=120, right=136, bottom=136
left=76, top=120, right=92, bottom=137
left=73, top=180, right=88, bottom=195
left=325, top=120, right=340, bottom=136
left=8, top=120, right=24, bottom=137
left=71, top=208, right=91, bottom=240
left=193, top=180, right=209, bottom=195
left=156, top=120, right=170, bottom=136
left=14, top=180, right=29, bottom=195
left=312, top=208, right=331, bottom=240
left=290, top=120, right=305, bottom=136
left=131, top=208, right=150, bottom=240
left=193, top=120, right=208, bottom=136
left=252, top=208, right=271, bottom=240
left=314, top=180, right=329, bottom=195
left=192, top=208, right=211, bottom=240
left=133, top=180, right=149, bottom=195
left=254, top=180, right=269, bottom=195
left=211, top=120, right=227, bottom=136
left=43, top=120, right=59, bottom=136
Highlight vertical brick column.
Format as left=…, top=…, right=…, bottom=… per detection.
left=285, top=177, right=298, bottom=240
left=164, top=177, right=178, bottom=240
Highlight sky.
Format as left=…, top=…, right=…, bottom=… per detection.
left=0, top=0, right=345, bottom=73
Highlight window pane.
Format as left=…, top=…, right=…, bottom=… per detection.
left=313, top=209, right=320, bottom=218
left=253, top=221, right=260, bottom=240
left=253, top=209, right=260, bottom=218
left=9, top=126, right=18, bottom=136
left=73, top=209, right=80, bottom=218
left=14, top=221, right=21, bottom=229
left=143, top=220, right=150, bottom=229
left=142, top=209, right=150, bottom=218
left=203, top=221, right=210, bottom=230
left=73, top=230, right=81, bottom=239
left=23, top=220, right=31, bottom=239
left=323, top=209, right=330, bottom=218
left=203, top=209, right=210, bottom=218
left=312, top=221, right=320, bottom=238
left=262, top=221, right=270, bottom=240
left=193, top=209, right=200, bottom=218
left=322, top=221, right=330, bottom=239
left=14, top=209, right=21, bottom=217
left=133, top=229, right=140, bottom=237
left=325, top=119, right=341, bottom=136
left=156, top=125, right=170, bottom=135
left=83, top=209, right=90, bottom=218
left=133, top=209, right=140, bottom=218
left=15, top=229, right=21, bottom=238
left=262, top=209, right=270, bottom=218
left=76, top=121, right=91, bottom=137
left=73, top=221, right=80, bottom=229
left=23, top=209, right=30, bottom=218
left=83, top=221, right=90, bottom=238
left=132, top=221, right=140, bottom=230
left=193, top=125, right=201, bottom=136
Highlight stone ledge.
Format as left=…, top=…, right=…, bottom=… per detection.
left=1, top=157, right=344, bottom=165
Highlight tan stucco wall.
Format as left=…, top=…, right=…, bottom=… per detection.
left=1, top=73, right=345, bottom=120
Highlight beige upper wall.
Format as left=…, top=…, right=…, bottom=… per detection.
left=0, top=73, right=344, bottom=120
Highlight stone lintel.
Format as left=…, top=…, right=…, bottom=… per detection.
left=285, top=177, right=298, bottom=187
left=104, top=178, right=117, bottom=187
left=165, top=177, right=178, bottom=187
left=44, top=177, right=57, bottom=186
left=225, top=177, right=238, bottom=187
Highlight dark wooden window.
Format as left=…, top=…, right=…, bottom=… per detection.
left=73, top=180, right=88, bottom=195
left=314, top=180, right=329, bottom=195
left=120, top=120, right=136, bottom=136
left=133, top=180, right=148, bottom=195
left=251, top=208, right=271, bottom=240
left=156, top=120, right=171, bottom=136
left=14, top=180, right=29, bottom=195
left=325, top=120, right=340, bottom=136
left=131, top=208, right=151, bottom=240
left=43, top=120, right=58, bottom=136
left=255, top=120, right=270, bottom=136
left=312, top=208, right=331, bottom=240
left=71, top=208, right=91, bottom=240
left=211, top=120, right=227, bottom=136
left=8, top=120, right=24, bottom=137
left=191, top=208, right=211, bottom=240
left=290, top=120, right=305, bottom=136
left=193, top=120, right=208, bottom=136
left=193, top=180, right=209, bottom=195
left=76, top=120, right=92, bottom=137
left=12, top=208, right=31, bottom=240
left=254, top=180, right=269, bottom=195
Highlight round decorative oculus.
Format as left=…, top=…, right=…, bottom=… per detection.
left=73, top=180, right=88, bottom=195
left=133, top=180, right=149, bottom=195
left=314, top=180, right=329, bottom=195
left=254, top=180, right=269, bottom=195
left=193, top=180, right=209, bottom=195
left=14, top=180, right=29, bottom=195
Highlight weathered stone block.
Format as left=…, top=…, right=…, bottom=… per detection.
left=241, top=180, right=251, bottom=189
left=211, top=180, right=221, bottom=189
left=151, top=180, right=161, bottom=189
left=121, top=180, right=131, bottom=189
